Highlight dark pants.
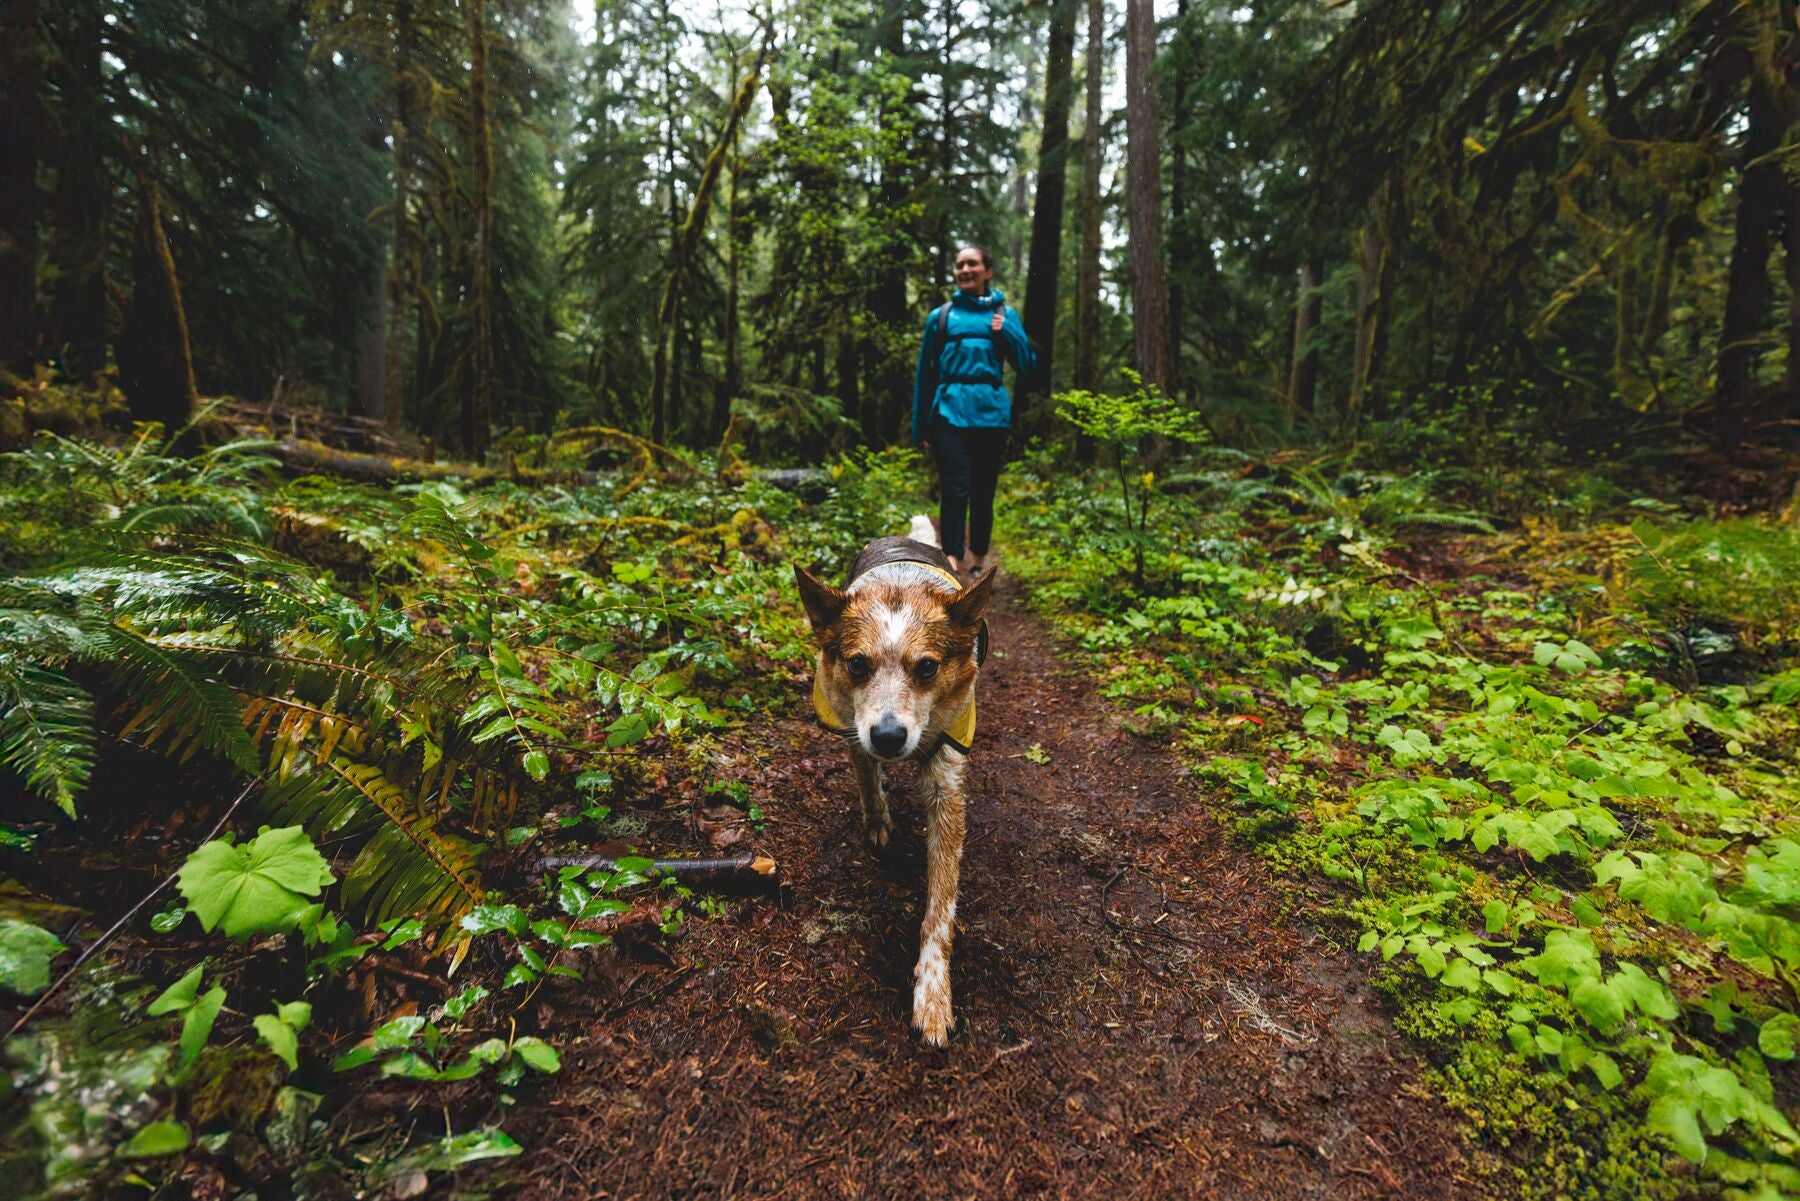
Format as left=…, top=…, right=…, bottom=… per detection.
left=929, top=419, right=1006, bottom=560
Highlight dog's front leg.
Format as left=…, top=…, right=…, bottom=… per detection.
left=853, top=748, right=894, bottom=848
left=913, top=747, right=966, bottom=1047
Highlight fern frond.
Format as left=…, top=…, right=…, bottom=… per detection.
left=0, top=663, right=96, bottom=816
left=103, top=629, right=259, bottom=771
left=263, top=756, right=483, bottom=928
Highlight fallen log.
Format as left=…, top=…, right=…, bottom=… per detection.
left=538, top=852, right=777, bottom=891
left=269, top=438, right=495, bottom=484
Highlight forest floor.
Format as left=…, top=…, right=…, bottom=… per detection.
left=483, top=578, right=1469, bottom=1200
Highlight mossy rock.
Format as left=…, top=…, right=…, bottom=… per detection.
left=183, top=1046, right=286, bottom=1135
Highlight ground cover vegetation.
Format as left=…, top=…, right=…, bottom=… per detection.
left=5, top=0, right=1800, bottom=1195
left=998, top=417, right=1800, bottom=1198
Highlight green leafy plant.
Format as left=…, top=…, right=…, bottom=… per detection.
left=176, top=825, right=335, bottom=940
left=1056, top=373, right=1209, bottom=587
left=0, top=918, right=65, bottom=995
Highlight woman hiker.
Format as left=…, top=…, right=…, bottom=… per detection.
left=912, top=244, right=1037, bottom=579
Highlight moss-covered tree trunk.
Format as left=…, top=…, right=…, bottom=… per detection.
left=1348, top=188, right=1390, bottom=426
left=653, top=48, right=764, bottom=446
left=1289, top=257, right=1323, bottom=414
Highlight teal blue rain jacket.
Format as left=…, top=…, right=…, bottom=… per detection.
left=911, top=288, right=1037, bottom=443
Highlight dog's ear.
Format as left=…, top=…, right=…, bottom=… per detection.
left=945, top=568, right=994, bottom=629
left=794, top=564, right=848, bottom=634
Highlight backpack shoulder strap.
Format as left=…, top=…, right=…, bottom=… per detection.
left=937, top=301, right=953, bottom=339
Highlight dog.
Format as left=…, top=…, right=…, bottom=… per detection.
left=795, top=514, right=993, bottom=1046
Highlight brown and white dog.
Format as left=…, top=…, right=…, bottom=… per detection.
left=795, top=515, right=993, bottom=1046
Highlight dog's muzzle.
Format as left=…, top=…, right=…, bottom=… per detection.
left=869, top=716, right=909, bottom=759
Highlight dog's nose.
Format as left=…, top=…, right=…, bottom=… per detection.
left=869, top=717, right=908, bottom=758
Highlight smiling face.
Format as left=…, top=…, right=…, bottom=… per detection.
left=954, top=246, right=994, bottom=296
left=796, top=568, right=992, bottom=761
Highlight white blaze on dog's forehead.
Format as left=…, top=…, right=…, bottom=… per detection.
left=876, top=603, right=911, bottom=650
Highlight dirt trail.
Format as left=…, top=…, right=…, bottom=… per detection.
left=498, top=583, right=1471, bottom=1199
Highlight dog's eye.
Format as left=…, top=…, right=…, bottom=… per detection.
left=914, top=658, right=939, bottom=681
left=846, top=654, right=871, bottom=681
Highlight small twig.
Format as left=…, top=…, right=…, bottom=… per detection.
left=603, top=962, right=697, bottom=1021
left=8, top=778, right=259, bottom=1039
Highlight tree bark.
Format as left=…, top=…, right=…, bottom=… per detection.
left=464, top=0, right=494, bottom=459
left=48, top=2, right=107, bottom=385
left=1124, top=0, right=1172, bottom=396
left=1714, top=55, right=1794, bottom=443
left=653, top=49, right=766, bottom=448
left=1073, top=0, right=1103, bottom=397
left=0, top=0, right=44, bottom=375
left=1348, top=190, right=1389, bottom=425
left=1288, top=257, right=1323, bottom=414
left=867, top=0, right=912, bottom=446
left=354, top=266, right=389, bottom=421
left=1023, top=0, right=1077, bottom=400
left=1167, top=0, right=1193, bottom=400
left=385, top=0, right=417, bottom=429
left=117, top=176, right=198, bottom=431
left=714, top=125, right=743, bottom=445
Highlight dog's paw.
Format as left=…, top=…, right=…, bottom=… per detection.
left=863, top=809, right=894, bottom=849
left=912, top=989, right=955, bottom=1047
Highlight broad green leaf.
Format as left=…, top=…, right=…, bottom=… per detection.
left=1588, top=1052, right=1623, bottom=1091
left=521, top=749, right=550, bottom=781
left=0, top=920, right=65, bottom=996
left=443, top=984, right=489, bottom=1020
left=1611, top=963, right=1678, bottom=1021
left=255, top=1012, right=301, bottom=1071
left=1480, top=901, right=1508, bottom=933
left=382, top=919, right=425, bottom=950
left=462, top=905, right=528, bottom=937
left=1570, top=979, right=1625, bottom=1031
left=179, top=986, right=226, bottom=1071
left=1439, top=958, right=1482, bottom=992
left=177, top=826, right=334, bottom=940
left=381, top=1052, right=444, bottom=1080
left=121, top=1120, right=190, bottom=1157
left=147, top=964, right=204, bottom=1016
left=333, top=1047, right=377, bottom=1072
left=1647, top=1096, right=1707, bottom=1163
left=1481, top=969, right=1517, bottom=996
left=372, top=1015, right=428, bottom=1050
left=512, top=1036, right=561, bottom=1073
left=1759, top=1013, right=1799, bottom=1060
left=467, top=1037, right=510, bottom=1065
left=400, top=1128, right=522, bottom=1171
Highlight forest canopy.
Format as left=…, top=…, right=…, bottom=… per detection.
left=4, top=0, right=1796, bottom=460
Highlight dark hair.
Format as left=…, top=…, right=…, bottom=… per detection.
left=955, top=244, right=995, bottom=271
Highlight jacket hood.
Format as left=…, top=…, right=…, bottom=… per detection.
left=951, top=287, right=1006, bottom=309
